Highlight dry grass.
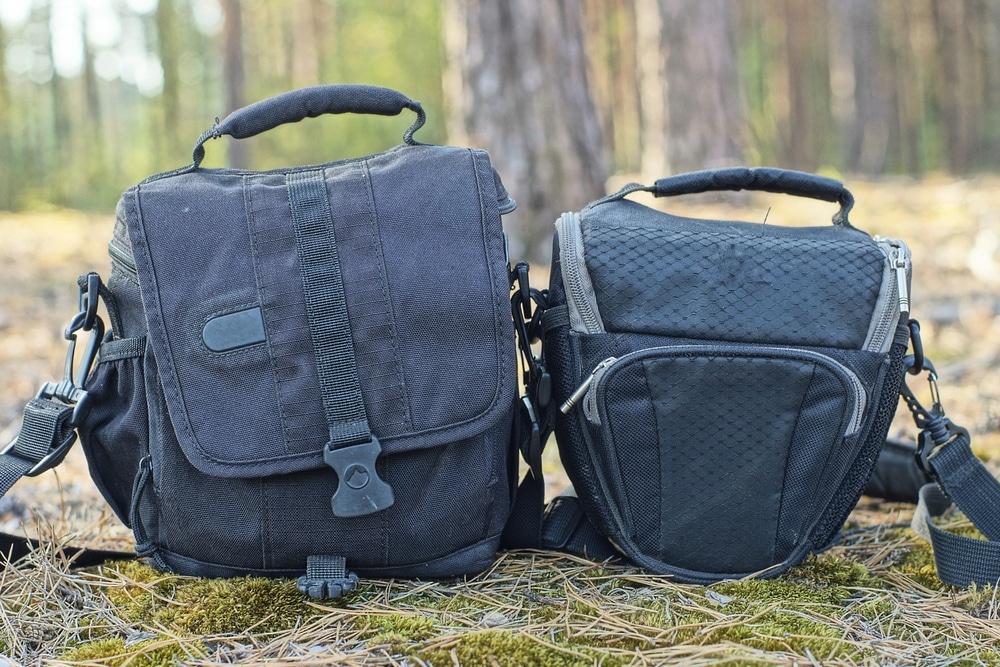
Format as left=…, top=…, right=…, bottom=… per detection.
left=3, top=176, right=1000, bottom=665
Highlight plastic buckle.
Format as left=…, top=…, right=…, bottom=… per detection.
left=56, top=309, right=105, bottom=426
left=323, top=437, right=395, bottom=517
left=79, top=272, right=101, bottom=332
left=520, top=396, right=543, bottom=482
left=24, top=431, right=79, bottom=477
left=1, top=278, right=106, bottom=478
left=296, top=555, right=360, bottom=600
left=900, top=355, right=969, bottom=478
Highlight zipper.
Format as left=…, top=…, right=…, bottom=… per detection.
left=108, top=236, right=138, bottom=278
left=557, top=213, right=605, bottom=334
left=869, top=237, right=911, bottom=353
left=570, top=345, right=868, bottom=437
left=560, top=356, right=617, bottom=414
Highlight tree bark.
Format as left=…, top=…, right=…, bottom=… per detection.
left=932, top=1, right=981, bottom=174
left=654, top=0, right=745, bottom=175
left=221, top=0, right=248, bottom=168
left=444, top=0, right=607, bottom=263
left=0, top=18, right=9, bottom=210
left=841, top=0, right=889, bottom=174
left=156, top=0, right=181, bottom=156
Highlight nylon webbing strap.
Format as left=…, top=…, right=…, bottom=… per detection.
left=913, top=433, right=1000, bottom=587
left=1, top=531, right=134, bottom=570
left=0, top=398, right=74, bottom=498
left=287, top=169, right=393, bottom=517
left=926, top=433, right=1000, bottom=539
left=287, top=169, right=371, bottom=448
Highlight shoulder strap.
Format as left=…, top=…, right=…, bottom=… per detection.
left=501, top=263, right=551, bottom=550
left=499, top=263, right=621, bottom=561
left=286, top=169, right=393, bottom=518
left=0, top=274, right=103, bottom=504
left=0, top=531, right=133, bottom=569
left=911, top=429, right=1000, bottom=587
left=896, top=340, right=1000, bottom=587
left=1, top=274, right=136, bottom=570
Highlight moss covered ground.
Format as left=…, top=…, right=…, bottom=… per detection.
left=2, top=520, right=997, bottom=666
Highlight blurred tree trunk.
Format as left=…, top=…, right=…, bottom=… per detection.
left=582, top=0, right=641, bottom=175
left=444, top=0, right=607, bottom=263
left=634, top=0, right=668, bottom=178
left=661, top=0, right=745, bottom=173
left=880, top=1, right=913, bottom=174
left=0, top=18, right=10, bottom=209
left=42, top=2, right=68, bottom=205
left=932, top=1, right=980, bottom=174
left=221, top=0, right=248, bottom=168
left=780, top=0, right=831, bottom=172
left=983, top=0, right=1000, bottom=163
left=291, top=0, right=323, bottom=88
left=841, top=0, right=889, bottom=174
left=156, top=0, right=182, bottom=157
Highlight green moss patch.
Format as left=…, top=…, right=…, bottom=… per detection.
left=104, top=561, right=314, bottom=635
left=59, top=637, right=201, bottom=666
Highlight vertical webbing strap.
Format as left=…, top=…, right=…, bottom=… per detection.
left=286, top=169, right=393, bottom=517
left=288, top=169, right=371, bottom=447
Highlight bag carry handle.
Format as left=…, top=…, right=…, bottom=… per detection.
left=191, top=84, right=426, bottom=168
left=605, top=167, right=856, bottom=227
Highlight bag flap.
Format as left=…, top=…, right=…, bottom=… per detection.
left=568, top=199, right=890, bottom=349
left=121, top=145, right=515, bottom=478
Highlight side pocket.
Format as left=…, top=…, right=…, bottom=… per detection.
left=77, top=336, right=149, bottom=526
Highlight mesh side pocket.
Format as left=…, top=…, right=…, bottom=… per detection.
left=77, top=344, right=149, bottom=525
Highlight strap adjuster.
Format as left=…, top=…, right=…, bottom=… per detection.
left=1, top=398, right=78, bottom=477
left=296, top=555, right=359, bottom=599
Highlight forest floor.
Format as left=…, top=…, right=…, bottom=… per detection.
left=2, top=176, right=1000, bottom=665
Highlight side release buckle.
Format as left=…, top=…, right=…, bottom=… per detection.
left=323, top=437, right=394, bottom=517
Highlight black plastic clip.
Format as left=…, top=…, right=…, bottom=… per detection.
left=2, top=276, right=106, bottom=477
left=2, top=421, right=78, bottom=478
left=323, top=437, right=395, bottom=517
left=296, top=555, right=359, bottom=600
left=900, top=355, right=969, bottom=479
left=43, top=287, right=106, bottom=427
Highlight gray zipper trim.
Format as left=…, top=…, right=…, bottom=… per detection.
left=556, top=212, right=606, bottom=334
left=866, top=238, right=911, bottom=354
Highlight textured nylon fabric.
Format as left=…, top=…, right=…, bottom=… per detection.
left=286, top=169, right=370, bottom=446
left=124, top=144, right=513, bottom=478
left=78, top=138, right=517, bottom=578
left=547, top=191, right=907, bottom=582
left=580, top=201, right=883, bottom=348
left=914, top=481, right=1000, bottom=587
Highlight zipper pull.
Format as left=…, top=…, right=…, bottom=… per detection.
left=582, top=359, right=617, bottom=425
left=560, top=357, right=616, bottom=414
left=876, top=236, right=910, bottom=314
left=891, top=245, right=910, bottom=313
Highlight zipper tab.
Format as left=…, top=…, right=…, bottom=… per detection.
left=892, top=247, right=910, bottom=313
left=560, top=357, right=616, bottom=414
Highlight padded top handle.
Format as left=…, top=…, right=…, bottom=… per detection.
left=647, top=167, right=856, bottom=227
left=192, top=85, right=426, bottom=167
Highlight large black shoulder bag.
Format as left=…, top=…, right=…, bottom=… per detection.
left=508, top=167, right=1000, bottom=588
left=0, top=85, right=519, bottom=597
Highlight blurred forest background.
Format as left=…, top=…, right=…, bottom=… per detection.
left=1, top=0, right=1000, bottom=260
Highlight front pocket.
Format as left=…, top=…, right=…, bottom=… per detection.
left=582, top=345, right=865, bottom=576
